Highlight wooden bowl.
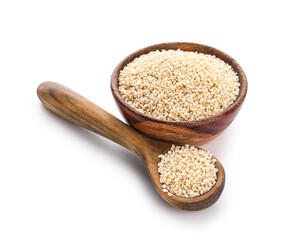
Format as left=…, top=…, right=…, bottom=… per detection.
left=111, top=42, right=247, bottom=146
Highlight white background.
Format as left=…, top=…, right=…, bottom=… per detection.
left=1, top=0, right=303, bottom=239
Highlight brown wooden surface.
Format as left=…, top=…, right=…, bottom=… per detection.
left=111, top=42, right=247, bottom=146
left=37, top=81, right=225, bottom=211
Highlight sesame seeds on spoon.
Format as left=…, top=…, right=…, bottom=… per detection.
left=158, top=144, right=218, bottom=198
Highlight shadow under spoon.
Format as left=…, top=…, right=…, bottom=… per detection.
left=37, top=81, right=225, bottom=211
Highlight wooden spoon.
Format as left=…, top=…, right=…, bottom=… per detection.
left=37, top=82, right=225, bottom=211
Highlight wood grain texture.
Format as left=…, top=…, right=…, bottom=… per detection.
left=37, top=81, right=225, bottom=211
left=111, top=42, right=247, bottom=146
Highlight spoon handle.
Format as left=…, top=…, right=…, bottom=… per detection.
left=37, top=81, right=149, bottom=156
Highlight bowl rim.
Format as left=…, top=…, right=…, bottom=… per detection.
left=111, top=42, right=247, bottom=126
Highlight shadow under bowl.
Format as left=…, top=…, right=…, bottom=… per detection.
left=111, top=42, right=247, bottom=146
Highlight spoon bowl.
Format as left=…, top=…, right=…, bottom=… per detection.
left=37, top=82, right=225, bottom=211
left=111, top=42, right=247, bottom=145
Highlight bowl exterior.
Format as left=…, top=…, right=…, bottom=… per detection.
left=113, top=98, right=243, bottom=145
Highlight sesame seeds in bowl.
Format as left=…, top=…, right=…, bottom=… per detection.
left=118, top=49, right=240, bottom=122
left=111, top=42, right=247, bottom=145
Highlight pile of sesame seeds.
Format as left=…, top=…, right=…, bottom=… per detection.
left=158, top=145, right=218, bottom=198
left=118, top=49, right=240, bottom=121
